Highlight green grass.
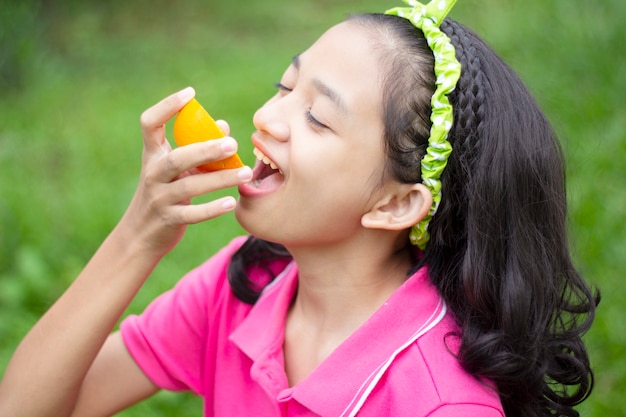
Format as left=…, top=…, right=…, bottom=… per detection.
left=1, top=0, right=624, bottom=415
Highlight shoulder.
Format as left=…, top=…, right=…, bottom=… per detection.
left=167, top=235, right=250, bottom=300
left=347, top=266, right=504, bottom=417
left=367, top=310, right=504, bottom=417
left=193, top=235, right=250, bottom=278
left=120, top=236, right=251, bottom=336
left=138, top=236, right=250, bottom=313
left=416, top=312, right=504, bottom=415
left=118, top=236, right=272, bottom=392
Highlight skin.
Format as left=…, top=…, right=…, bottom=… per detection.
left=237, top=21, right=432, bottom=385
left=0, top=21, right=432, bottom=416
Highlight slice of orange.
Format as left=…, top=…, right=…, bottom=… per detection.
left=173, top=98, right=244, bottom=172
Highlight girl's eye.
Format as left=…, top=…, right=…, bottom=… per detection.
left=273, top=82, right=328, bottom=130
left=274, top=82, right=292, bottom=93
left=306, top=111, right=329, bottom=130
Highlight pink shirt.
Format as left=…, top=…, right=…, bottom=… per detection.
left=121, top=237, right=504, bottom=416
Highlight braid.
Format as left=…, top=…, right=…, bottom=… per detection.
left=442, top=21, right=486, bottom=173
left=446, top=31, right=484, bottom=132
left=430, top=19, right=598, bottom=417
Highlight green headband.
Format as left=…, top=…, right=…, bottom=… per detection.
left=385, top=0, right=461, bottom=249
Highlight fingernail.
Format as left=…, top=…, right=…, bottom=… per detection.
left=222, top=197, right=236, bottom=210
left=221, top=138, right=237, bottom=153
left=178, top=86, right=195, bottom=101
left=222, top=197, right=237, bottom=210
left=237, top=166, right=253, bottom=181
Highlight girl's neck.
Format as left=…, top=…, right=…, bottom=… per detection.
left=283, top=234, right=413, bottom=386
left=287, top=232, right=413, bottom=334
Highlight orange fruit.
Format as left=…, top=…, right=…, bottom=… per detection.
left=173, top=98, right=244, bottom=172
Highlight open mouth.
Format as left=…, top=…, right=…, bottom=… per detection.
left=249, top=147, right=285, bottom=190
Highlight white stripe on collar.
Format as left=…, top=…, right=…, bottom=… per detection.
left=339, top=298, right=448, bottom=417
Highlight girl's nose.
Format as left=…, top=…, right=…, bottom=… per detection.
left=252, top=98, right=290, bottom=142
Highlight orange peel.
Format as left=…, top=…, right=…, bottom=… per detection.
left=173, top=98, right=244, bottom=172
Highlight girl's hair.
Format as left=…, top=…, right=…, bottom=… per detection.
left=228, top=13, right=598, bottom=417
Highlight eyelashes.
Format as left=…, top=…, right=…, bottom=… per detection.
left=305, top=111, right=327, bottom=129
left=274, top=82, right=292, bottom=93
left=273, top=82, right=329, bottom=130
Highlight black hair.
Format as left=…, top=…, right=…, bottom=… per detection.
left=227, top=13, right=599, bottom=417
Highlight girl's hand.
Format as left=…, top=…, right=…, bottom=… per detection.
left=121, top=87, right=252, bottom=256
left=0, top=87, right=253, bottom=417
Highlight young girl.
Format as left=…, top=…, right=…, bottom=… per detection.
left=0, top=1, right=597, bottom=416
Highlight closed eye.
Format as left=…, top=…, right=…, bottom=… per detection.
left=274, top=82, right=292, bottom=93
left=274, top=82, right=329, bottom=130
left=306, top=111, right=329, bottom=130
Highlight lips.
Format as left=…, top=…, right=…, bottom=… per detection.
left=239, top=147, right=285, bottom=196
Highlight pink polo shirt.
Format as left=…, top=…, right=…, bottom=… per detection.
left=121, top=237, right=504, bottom=416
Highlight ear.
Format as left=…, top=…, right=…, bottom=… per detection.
left=361, top=183, right=433, bottom=231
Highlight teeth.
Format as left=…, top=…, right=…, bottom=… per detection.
left=253, top=147, right=283, bottom=174
left=263, top=156, right=277, bottom=170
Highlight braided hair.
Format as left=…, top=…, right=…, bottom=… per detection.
left=227, top=13, right=598, bottom=417
left=437, top=19, right=597, bottom=417
left=351, top=13, right=598, bottom=417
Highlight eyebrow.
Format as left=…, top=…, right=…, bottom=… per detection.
left=292, top=54, right=348, bottom=115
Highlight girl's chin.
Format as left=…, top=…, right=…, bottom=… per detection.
left=234, top=206, right=281, bottom=243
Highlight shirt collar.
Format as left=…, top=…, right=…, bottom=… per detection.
left=229, top=261, right=298, bottom=361
left=230, top=264, right=446, bottom=417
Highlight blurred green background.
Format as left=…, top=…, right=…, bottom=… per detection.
left=1, top=0, right=624, bottom=415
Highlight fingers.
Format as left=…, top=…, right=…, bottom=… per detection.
left=139, top=88, right=242, bottom=182
left=149, top=166, right=251, bottom=227
left=215, top=119, right=230, bottom=136
left=158, top=137, right=240, bottom=182
left=135, top=88, right=251, bottom=228
left=174, top=197, right=237, bottom=225
left=140, top=87, right=195, bottom=152
left=165, top=165, right=252, bottom=206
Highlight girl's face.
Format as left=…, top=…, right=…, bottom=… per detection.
left=236, top=21, right=391, bottom=247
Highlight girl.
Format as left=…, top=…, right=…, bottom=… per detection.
left=0, top=1, right=597, bottom=416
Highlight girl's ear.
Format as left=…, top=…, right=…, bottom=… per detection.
left=361, top=183, right=433, bottom=231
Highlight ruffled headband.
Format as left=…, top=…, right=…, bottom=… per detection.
left=385, top=0, right=461, bottom=249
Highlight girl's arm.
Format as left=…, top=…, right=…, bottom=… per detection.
left=0, top=87, right=251, bottom=417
